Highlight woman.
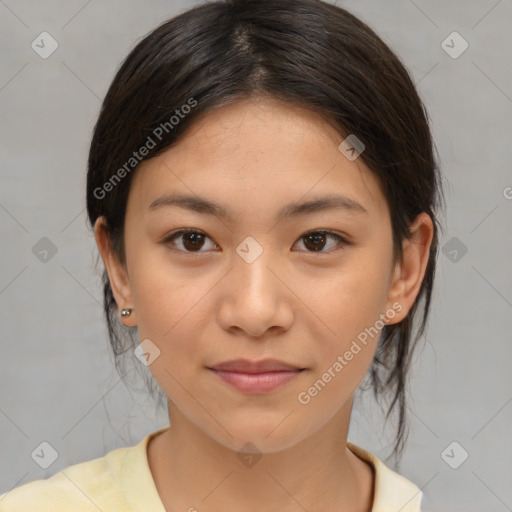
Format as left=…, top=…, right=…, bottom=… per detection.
left=1, top=0, right=441, bottom=510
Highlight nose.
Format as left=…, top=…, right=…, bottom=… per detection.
left=216, top=245, right=294, bottom=339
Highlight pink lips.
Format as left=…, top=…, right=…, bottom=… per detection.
left=207, top=359, right=305, bottom=394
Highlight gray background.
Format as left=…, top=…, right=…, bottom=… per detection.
left=1, top=1, right=511, bottom=510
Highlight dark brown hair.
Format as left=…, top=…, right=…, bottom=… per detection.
left=86, top=0, right=443, bottom=462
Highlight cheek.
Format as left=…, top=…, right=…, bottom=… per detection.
left=123, top=237, right=207, bottom=346
left=299, top=247, right=393, bottom=339
left=299, top=257, right=392, bottom=400
left=293, top=253, right=392, bottom=412
left=133, top=269, right=210, bottom=346
left=130, top=264, right=212, bottom=401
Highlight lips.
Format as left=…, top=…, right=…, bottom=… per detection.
left=207, top=359, right=306, bottom=394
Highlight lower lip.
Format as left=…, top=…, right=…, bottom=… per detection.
left=208, top=369, right=303, bottom=394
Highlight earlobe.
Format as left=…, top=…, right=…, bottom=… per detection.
left=385, top=213, right=434, bottom=325
left=93, top=217, right=137, bottom=327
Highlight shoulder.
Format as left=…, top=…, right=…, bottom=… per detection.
left=347, top=442, right=423, bottom=512
left=0, top=444, right=131, bottom=512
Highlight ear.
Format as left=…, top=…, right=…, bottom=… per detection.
left=94, top=216, right=137, bottom=327
left=385, top=212, right=434, bottom=324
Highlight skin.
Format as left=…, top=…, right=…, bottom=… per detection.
left=95, top=97, right=433, bottom=512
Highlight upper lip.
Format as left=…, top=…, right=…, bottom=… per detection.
left=208, top=358, right=304, bottom=373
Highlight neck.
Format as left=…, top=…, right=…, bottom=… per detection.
left=147, top=398, right=374, bottom=512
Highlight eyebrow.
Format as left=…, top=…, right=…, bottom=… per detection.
left=148, top=192, right=368, bottom=222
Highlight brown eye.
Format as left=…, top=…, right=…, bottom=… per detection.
left=181, top=232, right=206, bottom=251
left=295, top=231, right=347, bottom=253
left=164, top=230, right=217, bottom=253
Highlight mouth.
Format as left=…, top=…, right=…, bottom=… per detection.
left=206, top=359, right=306, bottom=394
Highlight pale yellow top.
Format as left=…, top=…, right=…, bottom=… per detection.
left=0, top=426, right=423, bottom=511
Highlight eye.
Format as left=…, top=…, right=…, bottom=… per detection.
left=163, top=229, right=218, bottom=253
left=163, top=229, right=348, bottom=255
left=293, top=230, right=348, bottom=253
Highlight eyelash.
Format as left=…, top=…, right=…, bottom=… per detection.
left=162, top=229, right=349, bottom=256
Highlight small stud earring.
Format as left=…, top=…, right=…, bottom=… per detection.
left=120, top=308, right=133, bottom=317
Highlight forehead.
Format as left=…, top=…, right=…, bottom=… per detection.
left=171, top=97, right=345, bottom=168
left=128, top=98, right=389, bottom=222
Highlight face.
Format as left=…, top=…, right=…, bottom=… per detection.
left=96, top=97, right=432, bottom=454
